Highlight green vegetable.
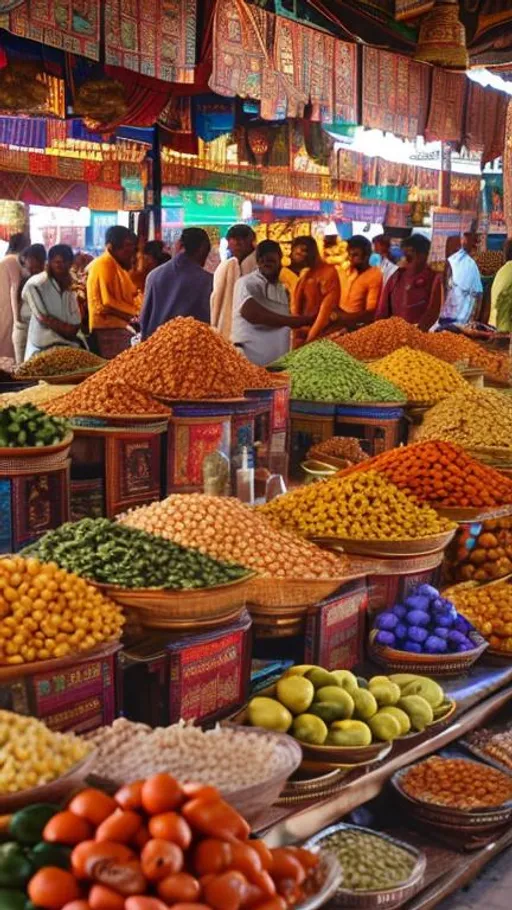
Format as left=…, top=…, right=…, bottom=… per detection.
left=22, top=518, right=249, bottom=590
left=9, top=805, right=58, bottom=847
left=0, top=889, right=26, bottom=910
left=0, top=845, right=32, bottom=890
left=270, top=340, right=405, bottom=404
left=320, top=829, right=416, bottom=892
left=0, top=405, right=68, bottom=449
left=29, top=844, right=70, bottom=872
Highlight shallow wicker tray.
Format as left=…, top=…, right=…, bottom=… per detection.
left=460, top=736, right=512, bottom=777
left=391, top=759, right=512, bottom=830
left=246, top=576, right=348, bottom=609
left=307, top=452, right=354, bottom=470
left=70, top=412, right=171, bottom=425
left=434, top=504, right=512, bottom=522
left=0, top=749, right=97, bottom=813
left=92, top=574, right=254, bottom=629
left=312, top=528, right=457, bottom=558
left=368, top=629, right=488, bottom=676
left=19, top=367, right=105, bottom=384
left=0, top=430, right=73, bottom=460
left=305, top=823, right=426, bottom=909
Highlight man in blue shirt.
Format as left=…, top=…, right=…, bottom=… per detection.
left=140, top=228, right=212, bottom=340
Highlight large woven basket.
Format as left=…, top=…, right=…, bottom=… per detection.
left=0, top=431, right=73, bottom=473
left=368, top=629, right=488, bottom=676
left=246, top=576, right=347, bottom=609
left=0, top=749, right=97, bottom=813
left=312, top=528, right=457, bottom=558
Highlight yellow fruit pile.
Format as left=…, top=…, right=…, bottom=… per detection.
left=369, top=347, right=467, bottom=404
left=417, top=386, right=512, bottom=450
left=259, top=470, right=456, bottom=541
left=121, top=494, right=348, bottom=579
left=0, top=556, right=124, bottom=665
left=445, top=581, right=512, bottom=653
left=0, top=710, right=91, bottom=793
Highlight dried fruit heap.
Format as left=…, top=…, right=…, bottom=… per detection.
left=446, top=580, right=512, bottom=653
left=369, top=347, right=467, bottom=404
left=400, top=756, right=512, bottom=810
left=339, top=440, right=512, bottom=509
left=417, top=386, right=512, bottom=450
left=45, top=375, right=171, bottom=419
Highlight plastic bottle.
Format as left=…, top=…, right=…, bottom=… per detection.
left=236, top=445, right=254, bottom=504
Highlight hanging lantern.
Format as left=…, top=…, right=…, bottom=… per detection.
left=415, top=0, right=468, bottom=70
left=247, top=128, right=271, bottom=166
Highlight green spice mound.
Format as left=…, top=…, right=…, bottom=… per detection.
left=23, top=518, right=250, bottom=590
left=270, top=340, right=405, bottom=403
left=0, top=403, right=69, bottom=448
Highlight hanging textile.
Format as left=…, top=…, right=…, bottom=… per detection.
left=332, top=39, right=358, bottom=126
left=0, top=1, right=100, bottom=60
left=88, top=184, right=123, bottom=211
left=302, top=27, right=335, bottom=122
left=0, top=172, right=88, bottom=207
left=464, top=80, right=508, bottom=165
left=362, top=47, right=431, bottom=141
left=425, top=68, right=466, bottom=141
left=0, top=117, right=47, bottom=148
left=395, top=0, right=434, bottom=19
left=209, top=0, right=268, bottom=100
left=104, top=0, right=196, bottom=83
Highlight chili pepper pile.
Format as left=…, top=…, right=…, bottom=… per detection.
left=339, top=440, right=512, bottom=509
left=99, top=317, right=285, bottom=400
left=259, top=470, right=456, bottom=541
left=400, top=756, right=512, bottom=810
left=15, top=348, right=105, bottom=378
left=369, top=347, right=467, bottom=405
left=417, top=386, right=512, bottom=450
left=26, top=774, right=321, bottom=910
left=44, top=375, right=171, bottom=419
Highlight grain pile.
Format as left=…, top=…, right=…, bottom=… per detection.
left=369, top=347, right=467, bottom=404
left=416, top=386, right=512, bottom=450
left=45, top=372, right=171, bottom=418
left=15, top=347, right=105, bottom=377
left=0, top=382, right=74, bottom=408
left=121, top=494, right=348, bottom=579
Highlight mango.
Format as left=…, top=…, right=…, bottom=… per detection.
left=292, top=714, right=328, bottom=745
left=276, top=676, right=314, bottom=715
left=326, top=720, right=372, bottom=747
left=378, top=706, right=411, bottom=735
left=368, top=679, right=401, bottom=706
left=369, top=711, right=402, bottom=742
left=306, top=668, right=341, bottom=689
left=389, top=673, right=422, bottom=689
left=330, top=670, right=359, bottom=695
left=401, top=677, right=444, bottom=709
left=352, top=689, right=378, bottom=721
left=310, top=702, right=353, bottom=724
left=283, top=665, right=314, bottom=678
left=315, top=687, right=354, bottom=718
left=248, top=696, right=292, bottom=733
left=398, top=695, right=434, bottom=731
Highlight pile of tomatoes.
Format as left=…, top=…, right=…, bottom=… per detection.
left=26, top=774, right=320, bottom=910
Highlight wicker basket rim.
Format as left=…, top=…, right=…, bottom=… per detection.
left=0, top=430, right=73, bottom=457
left=92, top=571, right=256, bottom=595
left=392, top=758, right=512, bottom=815
left=368, top=628, right=488, bottom=662
left=0, top=748, right=97, bottom=805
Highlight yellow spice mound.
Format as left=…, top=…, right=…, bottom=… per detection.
left=417, top=386, right=512, bottom=450
left=369, top=347, right=467, bottom=405
left=120, top=494, right=348, bottom=579
left=259, top=470, right=456, bottom=541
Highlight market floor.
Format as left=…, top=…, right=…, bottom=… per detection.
left=436, top=848, right=512, bottom=909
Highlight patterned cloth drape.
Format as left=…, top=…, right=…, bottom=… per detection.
left=503, top=100, right=512, bottom=235
left=425, top=68, right=466, bottom=141
left=464, top=80, right=508, bottom=164
left=362, top=46, right=431, bottom=141
left=0, top=0, right=100, bottom=60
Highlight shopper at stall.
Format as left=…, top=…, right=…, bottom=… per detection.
left=290, top=236, right=341, bottom=347
left=337, top=235, right=383, bottom=327
left=232, top=240, right=314, bottom=365
left=279, top=244, right=307, bottom=302
left=140, top=228, right=212, bottom=340
left=87, top=226, right=141, bottom=358
left=0, top=232, right=28, bottom=361
left=12, top=244, right=46, bottom=363
left=211, top=224, right=257, bottom=339
left=23, top=244, right=83, bottom=359
left=373, top=234, right=398, bottom=287
left=376, top=234, right=443, bottom=330
left=490, top=238, right=512, bottom=331
left=440, top=232, right=483, bottom=326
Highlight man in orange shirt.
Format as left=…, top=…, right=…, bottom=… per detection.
left=290, top=236, right=340, bottom=347
left=337, top=235, right=382, bottom=329
left=87, top=226, right=141, bottom=359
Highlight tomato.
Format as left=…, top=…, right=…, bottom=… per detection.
left=275, top=877, right=302, bottom=904
left=203, top=871, right=248, bottom=910
left=251, top=900, right=286, bottom=910
left=248, top=841, right=273, bottom=871
left=156, top=872, right=201, bottom=903
left=115, top=782, right=145, bottom=811
left=269, top=849, right=305, bottom=885
left=68, top=791, right=118, bottom=827
left=140, top=839, right=183, bottom=881
left=194, top=839, right=232, bottom=877
left=43, top=812, right=93, bottom=846
left=124, top=898, right=168, bottom=910
left=182, top=797, right=250, bottom=842
left=61, top=902, right=91, bottom=910
left=148, top=812, right=192, bottom=849
left=28, top=867, right=81, bottom=910
left=88, top=885, right=125, bottom=910
left=182, top=783, right=220, bottom=802
left=230, top=844, right=262, bottom=882
left=166, top=906, right=212, bottom=910
left=71, top=842, right=136, bottom=879
left=286, top=847, right=319, bottom=871
left=95, top=810, right=141, bottom=845
left=91, top=859, right=146, bottom=896
left=141, top=774, right=182, bottom=815
left=132, top=825, right=150, bottom=849
left=240, top=883, right=266, bottom=908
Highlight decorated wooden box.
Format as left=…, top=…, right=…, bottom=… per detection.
left=367, top=552, right=444, bottom=618
left=117, top=610, right=252, bottom=727
left=0, top=643, right=120, bottom=733
left=246, top=385, right=290, bottom=434
left=290, top=401, right=336, bottom=478
left=166, top=404, right=232, bottom=494
left=0, top=464, right=70, bottom=554
left=70, top=421, right=167, bottom=518
left=335, top=403, right=406, bottom=457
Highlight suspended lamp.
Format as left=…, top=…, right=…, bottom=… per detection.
left=414, top=0, right=469, bottom=70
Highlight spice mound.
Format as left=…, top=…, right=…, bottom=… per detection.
left=319, top=828, right=416, bottom=892
left=44, top=374, right=171, bottom=419
left=15, top=347, right=105, bottom=377
left=417, top=386, right=512, bottom=450
left=100, top=316, right=285, bottom=399
left=85, top=718, right=294, bottom=791
left=0, top=556, right=124, bottom=665
left=121, top=494, right=348, bottom=579
left=400, top=756, right=512, bottom=810
left=0, top=710, right=90, bottom=793
left=23, top=518, right=249, bottom=589
left=445, top=580, right=512, bottom=653
left=259, top=470, right=456, bottom=541
left=0, top=403, right=69, bottom=447
left=271, top=339, right=404, bottom=403
left=308, top=436, right=369, bottom=464
left=339, top=440, right=512, bottom=510
left=466, top=728, right=512, bottom=772
left=369, top=347, right=467, bottom=404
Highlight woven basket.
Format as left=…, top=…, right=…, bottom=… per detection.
left=246, top=576, right=347, bottom=609
left=0, top=431, right=73, bottom=473
left=305, top=824, right=426, bottom=910
left=435, top=504, right=512, bottom=522
left=0, top=749, right=97, bottom=813
left=368, top=629, right=488, bottom=676
left=19, top=367, right=105, bottom=384
left=312, top=528, right=457, bottom=558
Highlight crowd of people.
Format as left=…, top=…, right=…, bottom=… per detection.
left=0, top=220, right=497, bottom=370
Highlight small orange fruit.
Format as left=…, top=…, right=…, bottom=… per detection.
left=44, top=812, right=93, bottom=846
left=157, top=872, right=201, bottom=904
left=115, top=781, right=144, bottom=811
left=140, top=840, right=183, bottom=881
left=69, top=790, right=118, bottom=827
left=141, top=774, right=182, bottom=815
left=95, top=810, right=142, bottom=844
left=148, top=813, right=192, bottom=849
left=28, top=867, right=81, bottom=910
left=88, top=886, right=125, bottom=910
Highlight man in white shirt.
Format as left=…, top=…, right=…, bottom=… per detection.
left=373, top=234, right=398, bottom=287
left=23, top=244, right=83, bottom=360
left=441, top=232, right=483, bottom=326
left=231, top=240, right=314, bottom=366
left=211, top=224, right=257, bottom=340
